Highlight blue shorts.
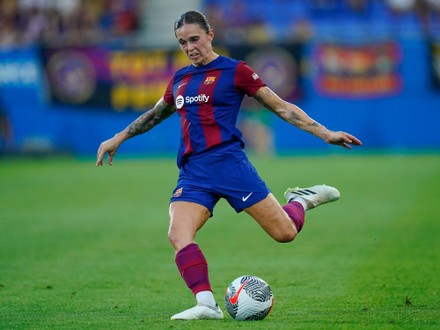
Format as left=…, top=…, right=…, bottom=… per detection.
left=170, top=142, right=270, bottom=214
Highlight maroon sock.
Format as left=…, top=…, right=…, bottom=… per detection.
left=282, top=201, right=305, bottom=233
left=175, top=243, right=212, bottom=295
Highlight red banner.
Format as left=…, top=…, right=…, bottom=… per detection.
left=311, top=41, right=403, bottom=99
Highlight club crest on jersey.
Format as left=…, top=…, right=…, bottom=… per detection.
left=204, top=76, right=216, bottom=85
left=174, top=187, right=183, bottom=197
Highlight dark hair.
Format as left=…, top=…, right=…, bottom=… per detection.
left=174, top=10, right=211, bottom=34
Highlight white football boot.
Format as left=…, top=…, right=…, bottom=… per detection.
left=170, top=304, right=224, bottom=320
left=284, top=184, right=340, bottom=210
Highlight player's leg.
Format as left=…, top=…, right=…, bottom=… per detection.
left=168, top=201, right=211, bottom=252
left=245, top=184, right=341, bottom=242
left=245, top=193, right=300, bottom=242
left=168, top=201, right=224, bottom=320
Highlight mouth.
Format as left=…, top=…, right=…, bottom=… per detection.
left=189, top=53, right=200, bottom=61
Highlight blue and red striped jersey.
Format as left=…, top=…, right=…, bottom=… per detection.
left=163, top=55, right=266, bottom=167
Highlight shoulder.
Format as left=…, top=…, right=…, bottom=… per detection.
left=215, top=55, right=243, bottom=70
left=232, top=59, right=266, bottom=95
left=174, top=65, right=194, bottom=79
left=217, top=56, right=258, bottom=78
left=218, top=55, right=240, bottom=64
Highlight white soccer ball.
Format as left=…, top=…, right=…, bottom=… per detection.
left=224, top=275, right=274, bottom=321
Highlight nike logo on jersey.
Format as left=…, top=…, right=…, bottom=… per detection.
left=229, top=279, right=250, bottom=305
left=242, top=192, right=253, bottom=202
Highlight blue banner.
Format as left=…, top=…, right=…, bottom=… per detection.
left=0, top=48, right=43, bottom=89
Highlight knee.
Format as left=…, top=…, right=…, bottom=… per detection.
left=272, top=229, right=297, bottom=243
left=168, top=228, right=191, bottom=252
left=167, top=230, right=179, bottom=250
left=167, top=230, right=175, bottom=245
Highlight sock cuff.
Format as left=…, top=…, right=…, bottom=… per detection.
left=193, top=284, right=212, bottom=295
left=283, top=201, right=305, bottom=233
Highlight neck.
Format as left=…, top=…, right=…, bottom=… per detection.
left=196, top=52, right=219, bottom=67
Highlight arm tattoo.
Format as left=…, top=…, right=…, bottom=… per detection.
left=254, top=87, right=326, bottom=137
left=127, top=99, right=175, bottom=136
left=287, top=111, right=302, bottom=125
left=255, top=87, right=302, bottom=124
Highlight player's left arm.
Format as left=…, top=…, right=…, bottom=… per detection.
left=253, top=86, right=362, bottom=149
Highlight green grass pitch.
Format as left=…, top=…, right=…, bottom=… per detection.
left=1, top=154, right=439, bottom=329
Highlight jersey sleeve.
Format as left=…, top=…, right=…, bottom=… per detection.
left=234, top=61, right=266, bottom=96
left=163, top=77, right=175, bottom=105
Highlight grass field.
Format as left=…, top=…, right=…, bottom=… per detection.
left=1, top=153, right=439, bottom=329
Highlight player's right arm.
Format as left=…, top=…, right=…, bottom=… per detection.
left=96, top=98, right=176, bottom=166
left=253, top=86, right=362, bottom=149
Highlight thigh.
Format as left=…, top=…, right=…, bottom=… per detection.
left=170, top=161, right=220, bottom=214
left=168, top=201, right=212, bottom=252
left=211, top=149, right=270, bottom=212
left=244, top=193, right=297, bottom=242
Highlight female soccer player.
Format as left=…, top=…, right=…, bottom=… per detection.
left=96, top=10, right=362, bottom=320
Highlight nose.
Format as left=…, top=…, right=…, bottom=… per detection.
left=187, top=41, right=196, bottom=51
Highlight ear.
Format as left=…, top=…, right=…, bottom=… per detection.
left=208, top=28, right=215, bottom=42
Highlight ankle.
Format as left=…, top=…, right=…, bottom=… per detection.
left=196, top=290, right=217, bottom=308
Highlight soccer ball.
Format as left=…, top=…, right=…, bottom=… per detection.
left=224, top=275, right=274, bottom=321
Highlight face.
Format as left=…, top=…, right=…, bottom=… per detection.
left=175, top=23, right=215, bottom=67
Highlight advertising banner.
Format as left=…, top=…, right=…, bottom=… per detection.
left=41, top=47, right=189, bottom=111
left=311, top=40, right=403, bottom=99
left=41, top=44, right=303, bottom=111
left=0, top=48, right=42, bottom=89
left=227, top=44, right=303, bottom=103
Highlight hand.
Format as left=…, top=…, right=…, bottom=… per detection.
left=325, top=131, right=363, bottom=149
left=96, top=136, right=121, bottom=166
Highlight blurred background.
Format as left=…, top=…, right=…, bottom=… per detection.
left=0, top=0, right=439, bottom=158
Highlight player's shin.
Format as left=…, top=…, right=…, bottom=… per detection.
left=175, top=243, right=216, bottom=307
